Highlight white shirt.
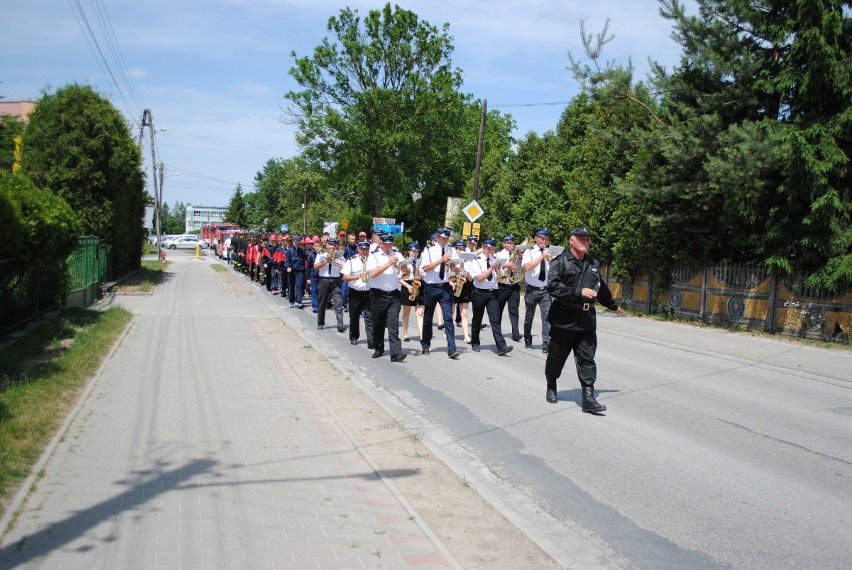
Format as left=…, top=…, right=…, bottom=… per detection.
left=366, top=249, right=403, bottom=291
left=315, top=252, right=342, bottom=278
left=468, top=254, right=499, bottom=290
left=522, top=246, right=549, bottom=287
left=418, top=242, right=457, bottom=284
left=341, top=255, right=369, bottom=292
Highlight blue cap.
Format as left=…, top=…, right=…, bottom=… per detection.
left=406, top=242, right=420, bottom=250
left=481, top=237, right=497, bottom=247
left=453, top=240, right=465, bottom=248
left=380, top=233, right=395, bottom=242
left=373, top=228, right=384, bottom=235
left=429, top=233, right=438, bottom=241
left=436, top=227, right=452, bottom=237
left=327, top=238, right=340, bottom=245
left=502, top=235, right=515, bottom=242
left=466, top=235, right=478, bottom=242
left=571, top=226, right=591, bottom=237
left=357, top=240, right=370, bottom=248
left=534, top=228, right=551, bottom=237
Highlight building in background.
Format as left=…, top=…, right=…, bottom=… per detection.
left=185, top=205, right=227, bottom=232
left=0, top=101, right=36, bottom=121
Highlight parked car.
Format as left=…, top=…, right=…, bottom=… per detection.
left=165, top=235, right=200, bottom=250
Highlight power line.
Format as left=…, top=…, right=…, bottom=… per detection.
left=90, top=0, right=146, bottom=113
left=163, top=164, right=241, bottom=186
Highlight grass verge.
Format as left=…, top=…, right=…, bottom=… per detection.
left=113, top=260, right=168, bottom=293
left=0, top=306, right=132, bottom=518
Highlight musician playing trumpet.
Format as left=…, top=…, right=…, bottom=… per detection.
left=468, top=237, right=513, bottom=356
left=314, top=237, right=346, bottom=332
left=366, top=233, right=407, bottom=362
left=417, top=227, right=460, bottom=359
left=452, top=240, right=473, bottom=344
left=521, top=228, right=553, bottom=353
left=341, top=240, right=374, bottom=348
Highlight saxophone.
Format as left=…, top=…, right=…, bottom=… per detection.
left=409, top=268, right=421, bottom=301
left=447, top=260, right=466, bottom=298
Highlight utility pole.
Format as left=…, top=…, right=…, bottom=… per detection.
left=143, top=109, right=163, bottom=261
left=472, top=99, right=487, bottom=201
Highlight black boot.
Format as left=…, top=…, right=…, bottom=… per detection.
left=582, top=387, right=606, bottom=414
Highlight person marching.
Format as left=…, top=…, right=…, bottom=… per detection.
left=544, top=227, right=622, bottom=411
left=314, top=238, right=346, bottom=331
left=304, top=237, right=319, bottom=313
left=495, top=235, right=523, bottom=342
left=365, top=234, right=406, bottom=361
left=522, top=228, right=553, bottom=353
left=468, top=237, right=513, bottom=356
left=453, top=240, right=473, bottom=344
left=398, top=242, right=422, bottom=342
left=341, top=240, right=374, bottom=348
left=285, top=235, right=307, bottom=308
left=418, top=227, right=460, bottom=359
left=261, top=234, right=276, bottom=293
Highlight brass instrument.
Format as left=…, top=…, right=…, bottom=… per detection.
left=446, top=259, right=467, bottom=297
left=509, top=237, right=531, bottom=283
left=330, top=249, right=345, bottom=268
left=408, top=268, right=421, bottom=301
left=359, top=254, right=369, bottom=283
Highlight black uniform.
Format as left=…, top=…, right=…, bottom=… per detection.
left=544, top=250, right=618, bottom=392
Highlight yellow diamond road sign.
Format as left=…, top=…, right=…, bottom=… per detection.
left=462, top=200, right=484, bottom=223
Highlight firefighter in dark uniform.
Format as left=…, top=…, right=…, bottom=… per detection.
left=544, top=226, right=622, bottom=412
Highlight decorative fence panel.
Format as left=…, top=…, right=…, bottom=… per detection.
left=65, top=237, right=110, bottom=308
left=603, top=262, right=851, bottom=344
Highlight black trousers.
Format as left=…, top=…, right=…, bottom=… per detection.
left=544, top=327, right=597, bottom=390
left=369, top=289, right=401, bottom=355
left=347, top=288, right=373, bottom=344
left=470, top=288, right=507, bottom=351
left=316, top=277, right=343, bottom=327
left=497, top=283, right=520, bottom=338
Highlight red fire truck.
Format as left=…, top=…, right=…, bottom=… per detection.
left=201, top=223, right=239, bottom=257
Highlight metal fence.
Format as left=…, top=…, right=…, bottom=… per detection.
left=65, top=236, right=111, bottom=308
left=0, top=237, right=110, bottom=337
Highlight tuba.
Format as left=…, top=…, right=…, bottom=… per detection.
left=509, top=237, right=531, bottom=283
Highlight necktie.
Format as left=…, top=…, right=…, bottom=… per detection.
left=327, top=254, right=332, bottom=275
left=538, top=248, right=546, bottom=281
left=439, top=247, right=445, bottom=279
left=486, top=257, right=492, bottom=281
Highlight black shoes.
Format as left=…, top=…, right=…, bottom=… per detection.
left=350, top=339, right=358, bottom=345
left=542, top=345, right=549, bottom=354
left=337, top=325, right=345, bottom=333
left=390, top=354, right=407, bottom=363
left=512, top=335, right=522, bottom=342
left=372, top=350, right=384, bottom=359
left=546, top=389, right=558, bottom=403
left=447, top=350, right=459, bottom=359
left=497, top=345, right=513, bottom=356
left=471, top=344, right=481, bottom=352
left=421, top=348, right=430, bottom=355
left=437, top=324, right=445, bottom=330
left=581, top=387, right=606, bottom=414
left=317, top=324, right=324, bottom=330
left=367, top=341, right=375, bottom=350
left=524, top=341, right=532, bottom=349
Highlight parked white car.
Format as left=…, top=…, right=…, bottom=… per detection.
left=164, top=235, right=200, bottom=250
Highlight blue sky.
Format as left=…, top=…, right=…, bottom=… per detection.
left=1, top=1, right=691, bottom=208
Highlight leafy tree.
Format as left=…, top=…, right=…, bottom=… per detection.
left=20, top=84, right=146, bottom=276
left=623, top=1, right=851, bottom=290
left=284, top=3, right=512, bottom=239
left=0, top=170, right=80, bottom=263
left=160, top=202, right=187, bottom=235
left=0, top=114, right=26, bottom=172
left=225, top=183, right=248, bottom=228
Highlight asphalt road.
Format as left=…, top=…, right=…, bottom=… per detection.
left=200, top=251, right=852, bottom=569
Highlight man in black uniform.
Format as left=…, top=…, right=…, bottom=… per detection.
left=544, top=227, right=622, bottom=413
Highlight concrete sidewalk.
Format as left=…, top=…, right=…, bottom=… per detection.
left=0, top=255, right=464, bottom=569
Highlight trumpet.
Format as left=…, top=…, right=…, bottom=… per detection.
left=359, top=254, right=369, bottom=283
left=330, top=249, right=345, bottom=268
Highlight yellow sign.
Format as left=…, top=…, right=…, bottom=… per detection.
left=340, top=219, right=349, bottom=230
left=462, top=200, right=484, bottom=223
left=462, top=222, right=480, bottom=239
